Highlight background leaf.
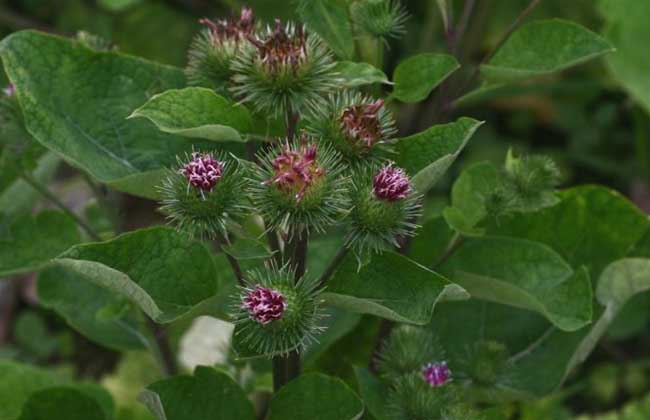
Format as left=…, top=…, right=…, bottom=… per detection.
left=333, top=61, right=389, bottom=88
left=297, top=0, right=354, bottom=60
left=129, top=88, right=252, bottom=142
left=391, top=53, right=459, bottom=103
left=267, top=373, right=363, bottom=420
left=481, top=19, right=614, bottom=83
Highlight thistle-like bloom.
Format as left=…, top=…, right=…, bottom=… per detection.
left=306, top=92, right=396, bottom=162
left=242, top=286, right=287, bottom=325
left=341, top=99, right=385, bottom=150
left=186, top=7, right=256, bottom=90
left=3, top=84, right=14, bottom=97
left=233, top=264, right=324, bottom=357
left=181, top=152, right=225, bottom=193
left=199, top=7, right=255, bottom=44
left=159, top=151, right=248, bottom=239
left=345, top=165, right=420, bottom=254
left=264, top=141, right=325, bottom=202
left=231, top=20, right=338, bottom=116
left=249, top=136, right=347, bottom=233
left=422, top=362, right=451, bottom=387
left=373, top=164, right=412, bottom=201
left=350, top=0, right=409, bottom=41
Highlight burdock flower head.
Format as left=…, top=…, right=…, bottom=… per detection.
left=373, top=164, right=411, bottom=201
left=159, top=150, right=248, bottom=238
left=306, top=91, right=396, bottom=162
left=231, top=19, right=338, bottom=116
left=186, top=7, right=256, bottom=91
left=422, top=362, right=451, bottom=387
left=232, top=264, right=324, bottom=357
left=242, top=286, right=287, bottom=325
left=250, top=135, right=347, bottom=233
left=346, top=164, right=421, bottom=254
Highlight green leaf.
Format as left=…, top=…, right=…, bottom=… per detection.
left=267, top=373, right=363, bottom=420
left=140, top=366, right=255, bottom=420
left=395, top=117, right=483, bottom=193
left=37, top=265, right=146, bottom=351
left=303, top=307, right=362, bottom=366
left=0, top=211, right=81, bottom=277
left=391, top=53, right=459, bottom=103
left=354, top=367, right=390, bottom=420
left=18, top=387, right=109, bottom=420
left=323, top=251, right=468, bottom=325
left=297, top=0, right=354, bottom=60
left=440, top=236, right=592, bottom=331
left=98, top=0, right=142, bottom=13
left=129, top=88, right=252, bottom=142
left=443, top=161, right=502, bottom=236
left=334, top=61, right=389, bottom=88
left=0, top=152, right=60, bottom=215
left=490, top=185, right=650, bottom=277
left=222, top=237, right=273, bottom=260
left=600, top=0, right=650, bottom=114
left=482, top=19, right=614, bottom=83
left=0, top=31, right=221, bottom=199
left=56, top=227, right=225, bottom=323
left=408, top=215, right=456, bottom=267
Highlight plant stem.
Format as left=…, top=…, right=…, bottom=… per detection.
left=214, top=234, right=245, bottom=287
left=21, top=173, right=102, bottom=241
left=318, top=246, right=349, bottom=287
left=146, top=317, right=178, bottom=377
left=369, top=318, right=394, bottom=373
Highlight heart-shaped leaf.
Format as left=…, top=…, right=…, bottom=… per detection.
left=391, top=53, right=459, bottom=103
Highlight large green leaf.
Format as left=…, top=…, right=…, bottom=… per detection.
left=440, top=236, right=592, bottom=331
left=354, top=367, right=389, bottom=420
left=56, top=227, right=225, bottom=323
left=129, top=88, right=252, bottom=143
left=0, top=152, right=60, bottom=215
left=490, top=185, right=650, bottom=278
left=18, top=387, right=109, bottom=420
left=482, top=19, right=614, bottom=83
left=0, top=211, right=81, bottom=277
left=0, top=30, right=218, bottom=199
left=37, top=265, right=146, bottom=351
left=140, top=366, right=255, bottom=420
left=395, top=117, right=483, bottom=193
left=297, top=0, right=354, bottom=60
left=267, top=373, right=363, bottom=420
left=391, top=53, right=459, bottom=103
left=599, top=0, right=650, bottom=114
left=334, top=61, right=389, bottom=88
left=323, top=251, right=468, bottom=325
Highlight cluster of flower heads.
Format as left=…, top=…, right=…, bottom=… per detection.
left=180, top=152, right=225, bottom=193
left=199, top=7, right=255, bottom=45
left=241, top=286, right=287, bottom=325
left=264, top=139, right=325, bottom=202
left=248, top=20, right=308, bottom=72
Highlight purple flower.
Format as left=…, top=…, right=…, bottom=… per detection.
left=199, top=7, right=255, bottom=44
left=247, top=20, right=307, bottom=72
left=340, top=99, right=384, bottom=150
left=265, top=139, right=325, bottom=202
left=422, top=362, right=451, bottom=387
left=180, top=152, right=225, bottom=192
left=242, top=286, right=287, bottom=325
left=373, top=164, right=411, bottom=201
left=3, top=84, right=14, bottom=97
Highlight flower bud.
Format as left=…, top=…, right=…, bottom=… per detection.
left=186, top=7, right=256, bottom=92
left=306, top=91, right=396, bottom=162
left=377, top=325, right=444, bottom=381
left=350, top=0, right=409, bottom=41
left=231, top=20, right=339, bottom=116
left=159, top=150, right=249, bottom=238
left=233, top=263, right=324, bottom=357
left=422, top=362, right=451, bottom=387
left=249, top=135, right=348, bottom=233
left=345, top=164, right=421, bottom=254
left=387, top=373, right=454, bottom=420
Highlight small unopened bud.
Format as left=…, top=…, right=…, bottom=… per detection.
left=422, top=362, right=451, bottom=387
left=265, top=140, right=325, bottom=202
left=373, top=165, right=411, bottom=201
left=3, top=84, right=14, bottom=97
left=181, top=152, right=225, bottom=192
left=242, top=286, right=287, bottom=325
left=340, top=99, right=385, bottom=150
